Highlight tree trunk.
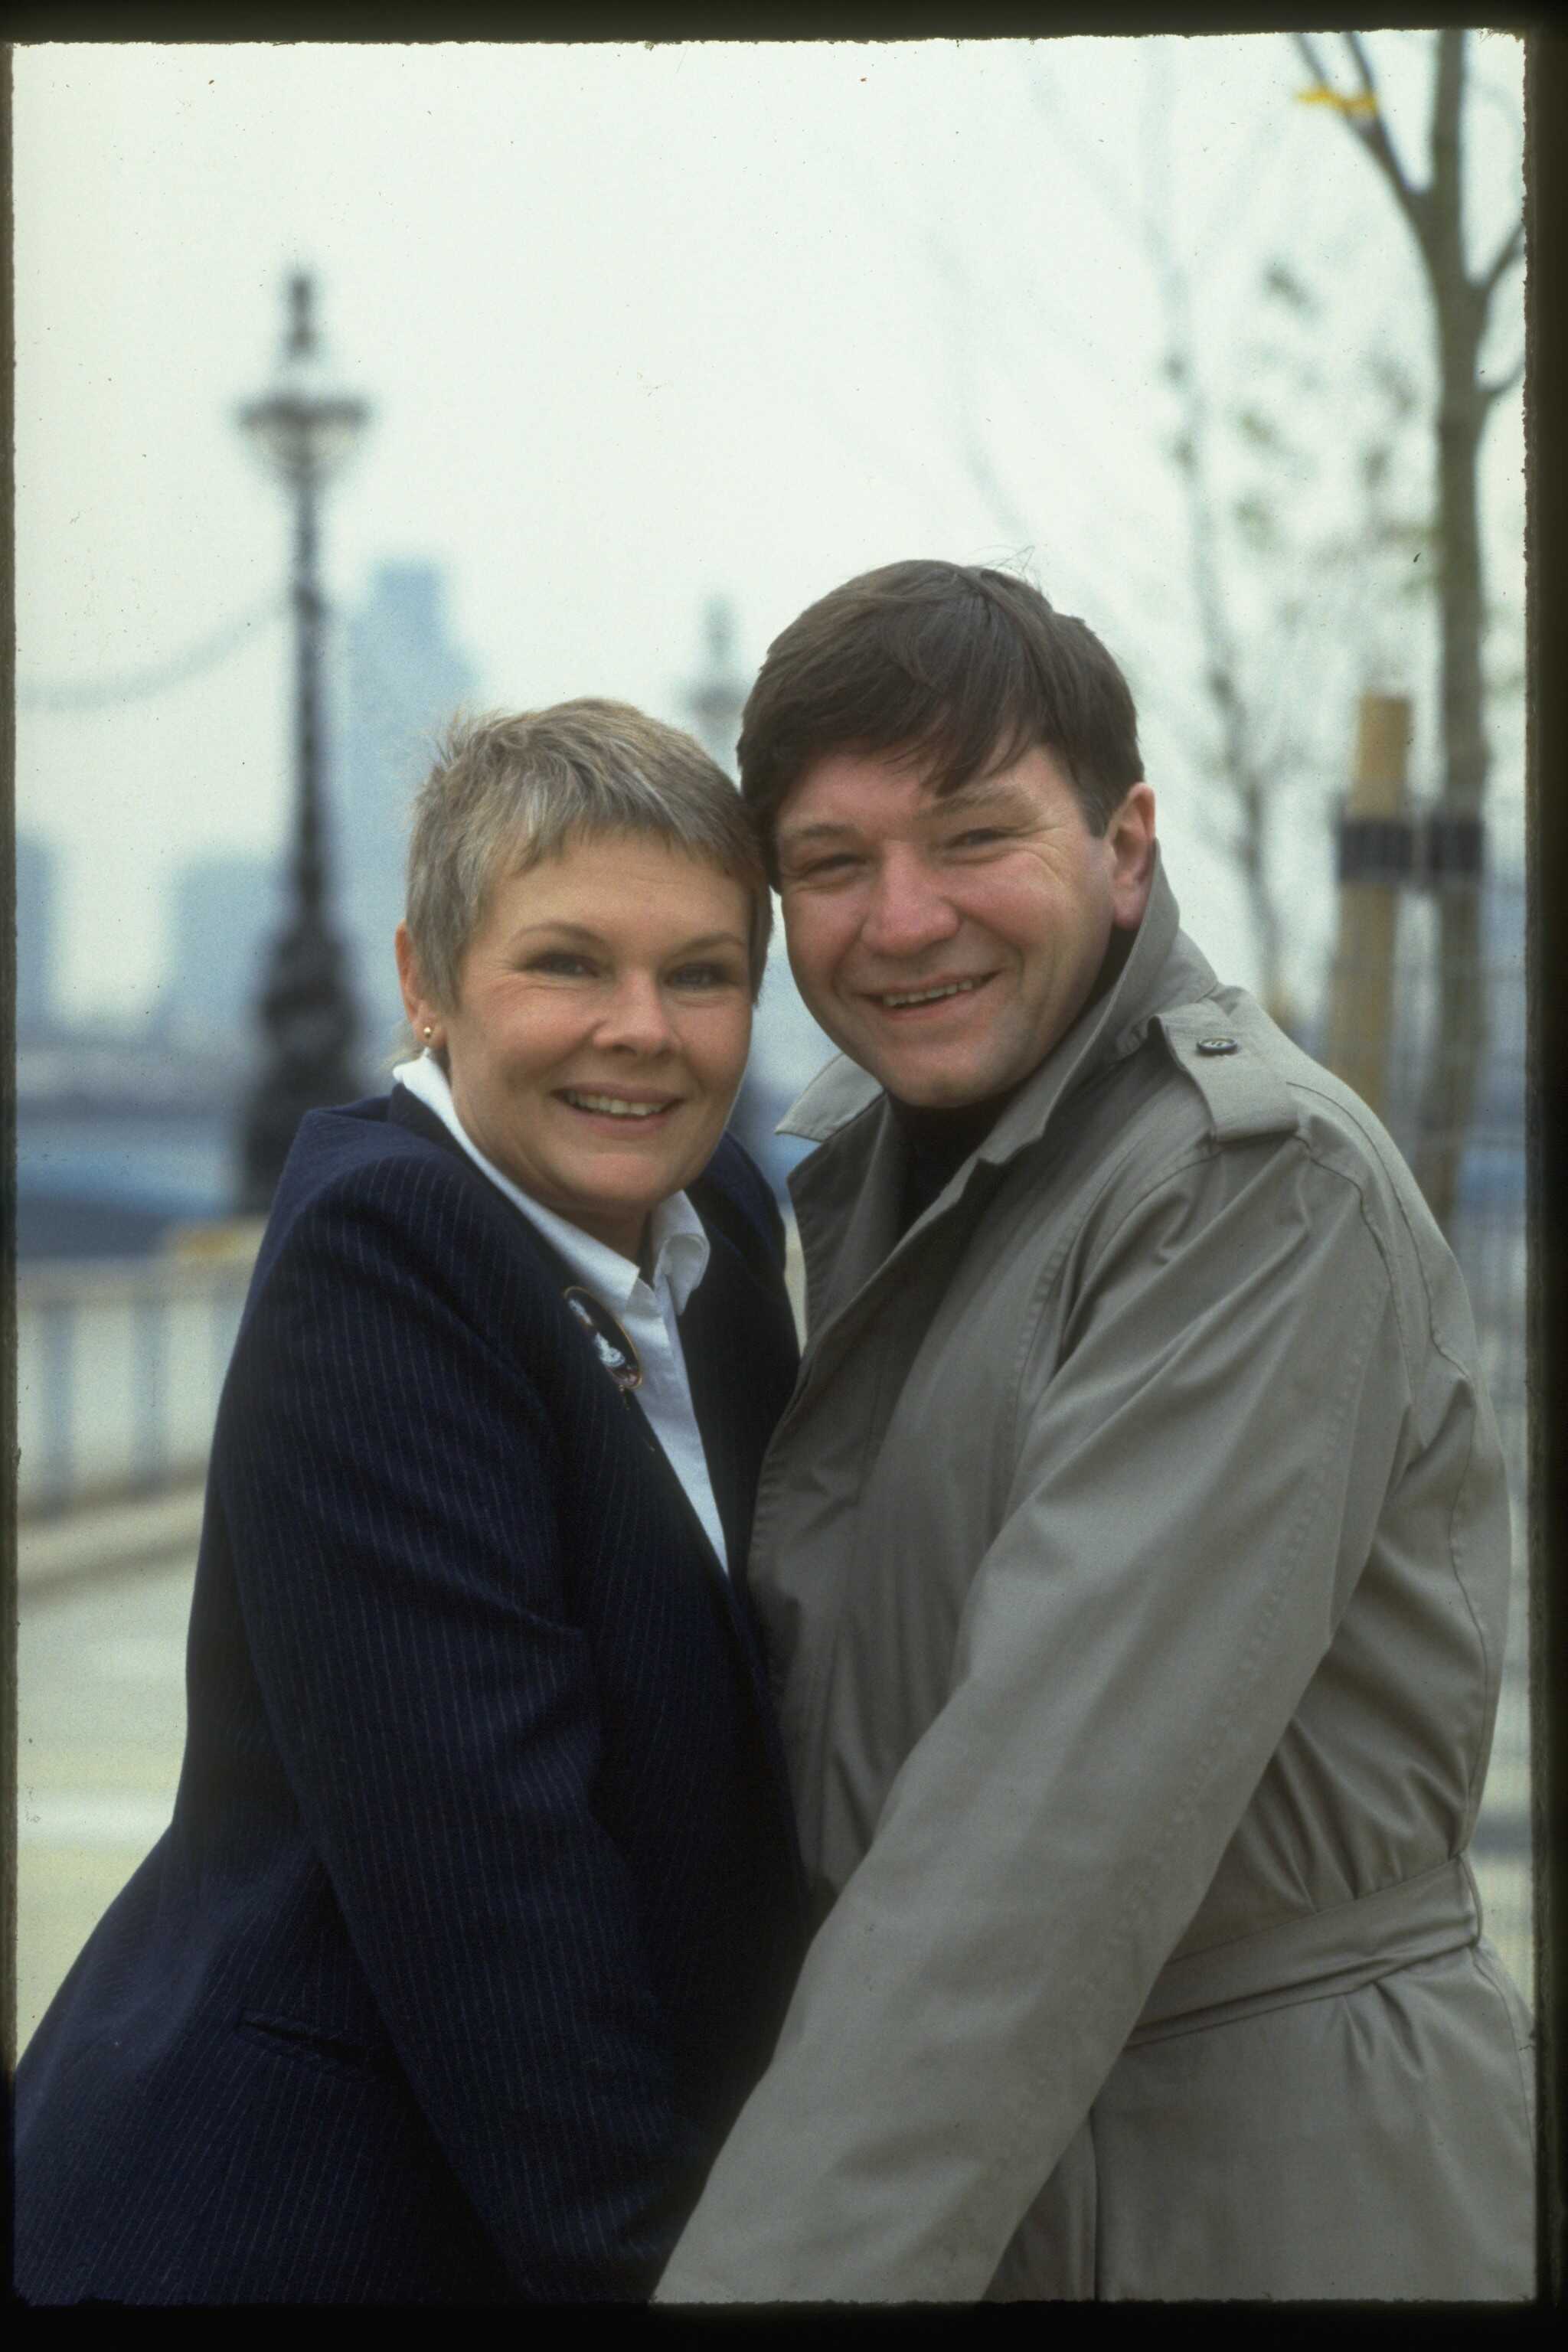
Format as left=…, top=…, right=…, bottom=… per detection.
left=1293, top=27, right=1517, bottom=1232
left=1412, top=30, right=1491, bottom=1231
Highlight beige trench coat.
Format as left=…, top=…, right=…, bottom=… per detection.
left=658, top=864, right=1534, bottom=2303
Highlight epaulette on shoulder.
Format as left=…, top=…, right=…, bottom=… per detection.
left=1154, top=1003, right=1302, bottom=1146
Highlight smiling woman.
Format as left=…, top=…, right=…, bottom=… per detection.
left=14, top=701, right=808, bottom=2305
left=398, top=834, right=755, bottom=1261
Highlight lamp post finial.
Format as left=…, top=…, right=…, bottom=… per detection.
left=286, top=271, right=315, bottom=359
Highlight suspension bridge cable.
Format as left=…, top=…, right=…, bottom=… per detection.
left=18, top=596, right=287, bottom=712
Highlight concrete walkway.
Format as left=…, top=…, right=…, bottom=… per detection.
left=18, top=1523, right=201, bottom=2053
left=18, top=1482, right=208, bottom=1599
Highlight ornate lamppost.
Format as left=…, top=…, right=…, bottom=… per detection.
left=236, top=272, right=370, bottom=1212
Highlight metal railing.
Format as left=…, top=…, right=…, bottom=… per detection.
left=15, top=1245, right=260, bottom=1519
left=1315, top=922, right=1530, bottom=2004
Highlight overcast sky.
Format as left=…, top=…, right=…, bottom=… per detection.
left=13, top=34, right=1525, bottom=1030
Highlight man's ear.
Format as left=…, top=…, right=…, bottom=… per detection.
left=1107, top=783, right=1157, bottom=932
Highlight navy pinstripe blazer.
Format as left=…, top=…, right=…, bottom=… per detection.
left=15, top=1090, right=809, bottom=2305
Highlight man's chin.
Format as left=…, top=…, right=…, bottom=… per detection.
left=868, top=1060, right=1000, bottom=1111
left=819, top=1021, right=1006, bottom=1108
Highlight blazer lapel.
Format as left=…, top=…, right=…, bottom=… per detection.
left=388, top=1084, right=800, bottom=1853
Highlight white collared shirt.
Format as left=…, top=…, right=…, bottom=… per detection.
left=392, top=1052, right=730, bottom=1574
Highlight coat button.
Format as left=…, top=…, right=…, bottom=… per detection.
left=1197, top=1036, right=1240, bottom=1056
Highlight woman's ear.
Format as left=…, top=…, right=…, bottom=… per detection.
left=395, top=923, right=439, bottom=1049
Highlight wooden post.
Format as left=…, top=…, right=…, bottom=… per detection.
left=1324, top=693, right=1412, bottom=1119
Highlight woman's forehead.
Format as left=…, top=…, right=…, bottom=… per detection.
left=480, top=831, right=751, bottom=935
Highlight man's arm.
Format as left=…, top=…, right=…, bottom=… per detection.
left=657, top=1132, right=1414, bottom=2301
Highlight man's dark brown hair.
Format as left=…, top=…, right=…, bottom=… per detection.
left=738, top=559, right=1144, bottom=878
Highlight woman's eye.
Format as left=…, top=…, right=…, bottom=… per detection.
left=528, top=951, right=593, bottom=977
left=669, top=963, right=739, bottom=991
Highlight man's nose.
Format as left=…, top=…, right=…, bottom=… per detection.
left=594, top=973, right=678, bottom=1055
left=859, top=850, right=960, bottom=959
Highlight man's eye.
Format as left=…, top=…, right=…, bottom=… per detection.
left=949, top=828, right=1008, bottom=850
left=795, top=854, right=861, bottom=880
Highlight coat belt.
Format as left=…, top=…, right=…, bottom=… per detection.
left=1127, top=1855, right=1482, bottom=2047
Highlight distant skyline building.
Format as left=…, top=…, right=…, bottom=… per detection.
left=338, top=560, right=479, bottom=1064
left=683, top=596, right=747, bottom=776
left=168, top=852, right=279, bottom=1044
left=16, top=831, right=58, bottom=1039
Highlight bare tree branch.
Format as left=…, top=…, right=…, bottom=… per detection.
left=1140, top=184, right=1304, bottom=1027
left=1341, top=32, right=1433, bottom=247
left=1341, top=32, right=1385, bottom=103
left=1293, top=30, right=1432, bottom=253
left=1481, top=350, right=1524, bottom=406
left=1480, top=217, right=1524, bottom=302
left=1292, top=31, right=1332, bottom=90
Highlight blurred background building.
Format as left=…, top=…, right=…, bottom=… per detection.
left=168, top=854, right=276, bottom=1046
left=680, top=592, right=836, bottom=1192
left=339, top=560, right=479, bottom=1066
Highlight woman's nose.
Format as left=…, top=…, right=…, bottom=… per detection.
left=594, top=973, right=679, bottom=1054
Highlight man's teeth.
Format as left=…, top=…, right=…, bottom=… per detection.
left=880, top=979, right=981, bottom=1009
left=564, top=1092, right=669, bottom=1119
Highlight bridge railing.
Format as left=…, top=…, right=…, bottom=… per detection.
left=15, top=1238, right=262, bottom=1519
left=14, top=1217, right=798, bottom=1524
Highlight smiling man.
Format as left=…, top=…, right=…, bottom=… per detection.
left=776, top=746, right=1151, bottom=1111
left=655, top=560, right=1534, bottom=2304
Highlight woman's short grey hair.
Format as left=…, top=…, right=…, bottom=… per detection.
left=403, top=699, right=773, bottom=1015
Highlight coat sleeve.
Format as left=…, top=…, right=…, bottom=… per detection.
left=218, top=1156, right=705, bottom=2301
left=656, top=1132, right=1416, bottom=2302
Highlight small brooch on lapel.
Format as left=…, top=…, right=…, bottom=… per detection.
left=562, top=1287, right=643, bottom=1393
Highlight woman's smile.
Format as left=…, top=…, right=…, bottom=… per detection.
left=555, top=1084, right=684, bottom=1124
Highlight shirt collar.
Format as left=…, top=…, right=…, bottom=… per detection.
left=390, top=1050, right=710, bottom=1314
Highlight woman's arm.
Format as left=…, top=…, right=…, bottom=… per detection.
left=219, top=1149, right=704, bottom=2300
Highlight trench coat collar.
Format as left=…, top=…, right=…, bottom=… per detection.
left=778, top=853, right=1215, bottom=1174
